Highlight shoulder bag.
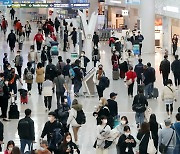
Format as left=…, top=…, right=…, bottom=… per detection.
left=159, top=130, right=174, bottom=153
left=147, top=131, right=157, bottom=154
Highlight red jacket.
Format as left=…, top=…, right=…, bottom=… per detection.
left=34, top=33, right=44, bottom=42
left=51, top=34, right=57, bottom=41
left=126, top=71, right=137, bottom=82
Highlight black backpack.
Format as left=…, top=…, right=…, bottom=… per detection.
left=18, top=118, right=30, bottom=138
left=75, top=110, right=86, bottom=125
left=99, top=76, right=110, bottom=89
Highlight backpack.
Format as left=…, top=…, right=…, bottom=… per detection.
left=26, top=68, right=33, bottom=80
left=18, top=118, right=30, bottom=138
left=0, top=81, right=4, bottom=96
left=99, top=76, right=110, bottom=89
left=75, top=110, right=86, bottom=125
left=69, top=67, right=76, bottom=79
left=49, top=128, right=63, bottom=150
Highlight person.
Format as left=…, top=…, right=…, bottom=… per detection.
left=36, top=140, right=51, bottom=154
left=17, top=109, right=35, bottom=154
left=3, top=53, right=8, bottom=71
left=92, top=32, right=99, bottom=48
left=92, top=46, right=100, bottom=67
left=120, top=36, right=125, bottom=52
left=149, top=114, right=161, bottom=151
left=117, top=126, right=136, bottom=154
left=134, top=59, right=144, bottom=85
left=93, top=98, right=113, bottom=129
left=7, top=30, right=16, bottom=52
left=45, top=34, right=54, bottom=48
left=36, top=63, right=45, bottom=95
left=18, top=29, right=25, bottom=51
left=159, top=55, right=170, bottom=86
left=10, top=8, right=15, bottom=20
left=81, top=29, right=85, bottom=47
left=172, top=113, right=180, bottom=154
left=171, top=55, right=180, bottom=89
left=14, top=51, right=23, bottom=78
left=66, top=99, right=83, bottom=145
left=41, top=112, right=64, bottom=154
left=0, top=118, right=3, bottom=151
left=119, top=60, right=128, bottom=79
left=125, top=65, right=137, bottom=97
left=53, top=72, right=68, bottom=108
left=45, top=59, right=57, bottom=82
left=107, top=92, right=118, bottom=119
left=55, top=97, right=70, bottom=133
left=23, top=62, right=35, bottom=95
left=2, top=79, right=11, bottom=121
left=41, top=46, right=48, bottom=67
left=54, top=17, right=60, bottom=33
left=1, top=18, right=8, bottom=35
left=79, top=51, right=90, bottom=75
left=130, top=31, right=138, bottom=45
left=132, top=88, right=148, bottom=128
left=111, top=51, right=120, bottom=66
left=136, top=122, right=150, bottom=154
left=63, top=30, right=68, bottom=52
left=11, top=147, right=20, bottom=154
left=62, top=59, right=72, bottom=92
left=114, top=116, right=129, bottom=154
left=95, top=64, right=105, bottom=99
left=114, top=39, right=122, bottom=55
left=24, top=21, right=31, bottom=39
left=8, top=68, right=23, bottom=99
left=158, top=119, right=176, bottom=154
left=95, top=116, right=111, bottom=154
left=4, top=140, right=15, bottom=154
left=28, top=45, right=38, bottom=70
left=59, top=132, right=80, bottom=154
left=172, top=34, right=178, bottom=56
left=73, top=60, right=83, bottom=97
left=34, top=29, right=44, bottom=51
left=69, top=27, right=77, bottom=49
left=4, top=63, right=11, bottom=81
left=56, top=56, right=66, bottom=75
left=161, top=79, right=176, bottom=117
left=136, top=31, right=144, bottom=55
left=42, top=75, right=53, bottom=111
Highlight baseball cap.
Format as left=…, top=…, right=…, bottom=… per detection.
left=164, top=118, right=171, bottom=126
left=110, top=92, right=117, bottom=98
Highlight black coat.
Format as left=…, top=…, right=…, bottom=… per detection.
left=0, top=122, right=3, bottom=141
left=7, top=33, right=16, bottom=47
left=171, top=59, right=180, bottom=73
left=160, top=59, right=170, bottom=74
left=79, top=56, right=90, bottom=68
left=107, top=99, right=118, bottom=117
left=59, top=141, right=80, bottom=154
left=134, top=63, right=143, bottom=78
left=117, top=134, right=136, bottom=154
left=93, top=34, right=99, bottom=43
left=149, top=122, right=159, bottom=149
left=137, top=132, right=150, bottom=154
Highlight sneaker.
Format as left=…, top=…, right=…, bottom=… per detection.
left=3, top=118, right=10, bottom=122
left=74, top=93, right=79, bottom=97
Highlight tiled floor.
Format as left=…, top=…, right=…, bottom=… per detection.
left=0, top=14, right=179, bottom=154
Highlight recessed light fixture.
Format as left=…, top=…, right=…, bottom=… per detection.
left=163, top=6, right=179, bottom=13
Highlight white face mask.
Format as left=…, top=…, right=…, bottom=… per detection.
left=8, top=67, right=11, bottom=70
left=64, top=99, right=67, bottom=102
left=66, top=139, right=71, bottom=143
left=125, top=132, right=130, bottom=136
left=39, top=147, right=45, bottom=151
left=102, top=119, right=107, bottom=124
left=5, top=81, right=8, bottom=85
left=8, top=147, right=13, bottom=151
left=81, top=54, right=84, bottom=56
left=121, top=120, right=126, bottom=125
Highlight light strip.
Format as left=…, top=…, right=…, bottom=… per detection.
left=163, top=6, right=179, bottom=13
left=110, top=0, right=122, bottom=4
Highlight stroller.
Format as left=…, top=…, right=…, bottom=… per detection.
left=18, top=89, right=28, bottom=104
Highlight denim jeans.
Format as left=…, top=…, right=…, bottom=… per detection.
left=166, top=147, right=174, bottom=154
left=20, top=139, right=33, bottom=154
left=74, top=79, right=82, bottom=93
left=173, top=144, right=180, bottom=154
left=144, top=83, right=153, bottom=98
left=135, top=112, right=144, bottom=125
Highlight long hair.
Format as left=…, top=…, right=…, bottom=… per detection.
left=62, top=132, right=72, bottom=152
left=140, top=122, right=150, bottom=134
left=6, top=140, right=15, bottom=150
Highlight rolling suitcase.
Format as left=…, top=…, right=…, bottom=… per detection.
left=153, top=87, right=159, bottom=99
left=51, top=46, right=59, bottom=56
left=113, top=70, right=119, bottom=80
left=19, top=89, right=28, bottom=104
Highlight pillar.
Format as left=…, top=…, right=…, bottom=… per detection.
left=162, top=16, right=172, bottom=54
left=140, top=0, right=155, bottom=54
left=89, top=0, right=98, bottom=30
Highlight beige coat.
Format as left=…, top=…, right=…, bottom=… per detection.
left=36, top=67, right=45, bottom=83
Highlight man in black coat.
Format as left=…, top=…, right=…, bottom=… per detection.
left=171, top=55, right=180, bottom=88
left=159, top=55, right=170, bottom=86
left=18, top=109, right=35, bottom=154
left=92, top=32, right=99, bottom=48
left=107, top=92, right=118, bottom=118
left=7, top=30, right=16, bottom=52
left=134, top=59, right=144, bottom=85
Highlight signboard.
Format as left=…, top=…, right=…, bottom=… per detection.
left=125, top=0, right=140, bottom=5
left=0, top=0, right=12, bottom=5
left=122, top=10, right=129, bottom=16
left=7, top=2, right=90, bottom=8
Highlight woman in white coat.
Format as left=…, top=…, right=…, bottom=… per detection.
left=67, top=99, right=83, bottom=145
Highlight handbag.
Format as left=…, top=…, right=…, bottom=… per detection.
left=126, top=71, right=133, bottom=86
left=159, top=130, right=174, bottom=153
left=147, top=131, right=157, bottom=154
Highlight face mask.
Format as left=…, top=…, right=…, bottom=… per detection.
left=121, top=120, right=126, bottom=125
left=8, top=147, right=13, bottom=151
left=0, top=78, right=2, bottom=81
left=102, top=119, right=107, bottom=124
left=39, top=147, right=45, bottom=151
left=5, top=81, right=8, bottom=85
left=64, top=99, right=67, bottom=102
left=8, top=67, right=11, bottom=70
left=66, top=139, right=71, bottom=143
left=125, top=132, right=130, bottom=136
left=81, top=54, right=84, bottom=56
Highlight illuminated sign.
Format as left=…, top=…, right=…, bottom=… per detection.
left=122, top=10, right=129, bottom=16
left=125, top=0, right=140, bottom=5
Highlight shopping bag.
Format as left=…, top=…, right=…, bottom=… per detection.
left=67, top=93, right=71, bottom=107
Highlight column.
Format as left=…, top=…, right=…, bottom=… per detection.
left=89, top=0, right=98, bottom=19
left=140, top=0, right=155, bottom=54
left=162, top=16, right=172, bottom=54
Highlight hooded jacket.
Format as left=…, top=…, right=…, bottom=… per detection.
left=66, top=104, right=82, bottom=127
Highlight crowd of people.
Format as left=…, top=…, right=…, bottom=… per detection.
left=0, top=9, right=180, bottom=154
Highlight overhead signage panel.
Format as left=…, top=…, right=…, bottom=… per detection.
left=7, top=3, right=90, bottom=8
left=0, top=0, right=12, bottom=5
left=125, top=0, right=140, bottom=5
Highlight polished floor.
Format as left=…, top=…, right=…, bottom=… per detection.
left=0, top=14, right=179, bottom=154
